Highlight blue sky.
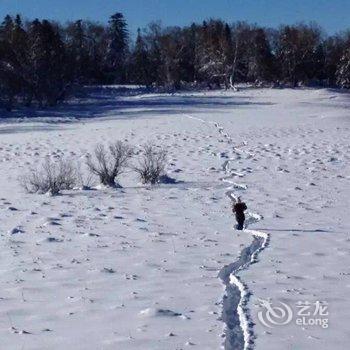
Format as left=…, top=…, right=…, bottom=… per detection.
left=1, top=0, right=349, bottom=36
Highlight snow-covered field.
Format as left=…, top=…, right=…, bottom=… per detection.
left=0, top=87, right=349, bottom=350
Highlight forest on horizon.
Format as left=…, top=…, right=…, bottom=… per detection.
left=1, top=11, right=350, bottom=110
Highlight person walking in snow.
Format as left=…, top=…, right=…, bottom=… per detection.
left=232, top=197, right=247, bottom=230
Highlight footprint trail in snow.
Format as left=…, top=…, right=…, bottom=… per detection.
left=183, top=113, right=269, bottom=350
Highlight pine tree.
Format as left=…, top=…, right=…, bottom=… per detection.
left=65, top=20, right=91, bottom=83
left=28, top=19, right=66, bottom=105
left=0, top=38, right=17, bottom=110
left=0, top=15, right=14, bottom=41
left=0, top=15, right=25, bottom=110
left=11, top=15, right=31, bottom=103
left=106, top=12, right=129, bottom=83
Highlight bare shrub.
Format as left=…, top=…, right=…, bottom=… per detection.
left=20, top=158, right=78, bottom=195
left=86, top=142, right=133, bottom=187
left=134, top=143, right=168, bottom=184
left=75, top=162, right=96, bottom=190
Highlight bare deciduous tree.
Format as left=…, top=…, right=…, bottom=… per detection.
left=86, top=142, right=133, bottom=187
left=20, top=158, right=78, bottom=195
left=134, top=143, right=167, bottom=184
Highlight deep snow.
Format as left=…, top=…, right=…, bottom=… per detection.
left=0, top=87, right=349, bottom=349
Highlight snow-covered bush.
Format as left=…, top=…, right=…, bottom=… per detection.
left=20, top=158, right=78, bottom=195
left=134, top=143, right=168, bottom=184
left=86, top=142, right=133, bottom=187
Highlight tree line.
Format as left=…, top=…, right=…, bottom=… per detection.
left=1, top=12, right=350, bottom=110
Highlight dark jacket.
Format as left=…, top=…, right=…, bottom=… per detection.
left=232, top=202, right=247, bottom=221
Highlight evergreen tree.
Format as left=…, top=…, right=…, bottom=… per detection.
left=28, top=19, right=66, bottom=105
left=11, top=15, right=31, bottom=104
left=0, top=39, right=18, bottom=110
left=0, top=15, right=14, bottom=41
left=65, top=20, right=91, bottom=83
left=0, top=15, right=24, bottom=109
left=106, top=12, right=129, bottom=83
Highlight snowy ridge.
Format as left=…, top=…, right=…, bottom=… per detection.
left=183, top=113, right=269, bottom=350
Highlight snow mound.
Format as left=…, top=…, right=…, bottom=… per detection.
left=139, top=308, right=189, bottom=319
